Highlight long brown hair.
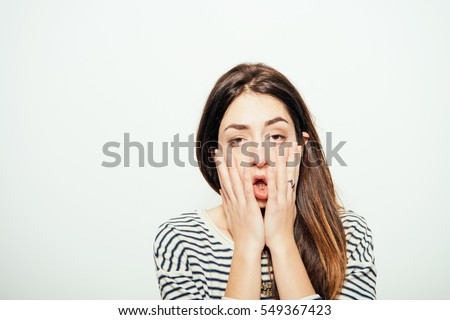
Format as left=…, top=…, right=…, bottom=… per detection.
left=195, top=63, right=347, bottom=299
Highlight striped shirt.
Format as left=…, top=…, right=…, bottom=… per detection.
left=153, top=208, right=376, bottom=300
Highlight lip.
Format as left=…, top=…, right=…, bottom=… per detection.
left=252, top=174, right=268, bottom=185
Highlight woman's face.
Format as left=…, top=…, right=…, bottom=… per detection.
left=217, top=92, right=309, bottom=208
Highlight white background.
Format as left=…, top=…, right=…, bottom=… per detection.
left=1, top=0, right=449, bottom=299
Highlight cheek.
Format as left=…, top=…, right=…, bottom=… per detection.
left=236, top=149, right=246, bottom=168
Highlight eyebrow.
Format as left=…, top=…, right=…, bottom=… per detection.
left=223, top=117, right=289, bottom=132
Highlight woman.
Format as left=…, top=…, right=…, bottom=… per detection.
left=153, top=63, right=376, bottom=300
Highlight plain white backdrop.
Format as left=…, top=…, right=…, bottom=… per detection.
left=1, top=0, right=449, bottom=299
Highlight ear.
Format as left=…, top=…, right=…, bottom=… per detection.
left=302, top=131, right=310, bottom=145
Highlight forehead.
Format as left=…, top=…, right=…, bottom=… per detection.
left=219, top=93, right=293, bottom=130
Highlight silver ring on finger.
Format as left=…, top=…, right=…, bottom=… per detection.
left=288, top=179, right=295, bottom=189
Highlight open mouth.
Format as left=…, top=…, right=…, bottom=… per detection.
left=252, top=175, right=268, bottom=200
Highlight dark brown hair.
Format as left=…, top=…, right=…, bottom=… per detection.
left=195, top=63, right=347, bottom=299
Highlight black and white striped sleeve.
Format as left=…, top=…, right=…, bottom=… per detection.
left=153, top=223, right=204, bottom=300
left=339, top=212, right=377, bottom=300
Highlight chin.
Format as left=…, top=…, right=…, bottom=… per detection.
left=257, top=199, right=267, bottom=208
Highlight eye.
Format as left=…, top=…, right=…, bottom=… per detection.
left=228, top=137, right=244, bottom=147
left=270, top=134, right=286, bottom=143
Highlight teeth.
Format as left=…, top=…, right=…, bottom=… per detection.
left=256, top=182, right=266, bottom=188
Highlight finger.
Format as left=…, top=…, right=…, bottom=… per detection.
left=243, top=166, right=255, bottom=202
left=214, top=149, right=224, bottom=187
left=268, top=160, right=277, bottom=202
left=219, top=188, right=233, bottom=230
left=228, top=150, right=246, bottom=204
left=294, top=144, right=302, bottom=184
left=216, top=160, right=232, bottom=205
left=219, top=188, right=228, bottom=207
left=215, top=149, right=237, bottom=203
left=277, top=143, right=289, bottom=198
left=286, top=145, right=297, bottom=200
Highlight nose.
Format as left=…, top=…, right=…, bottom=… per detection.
left=250, top=143, right=270, bottom=168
